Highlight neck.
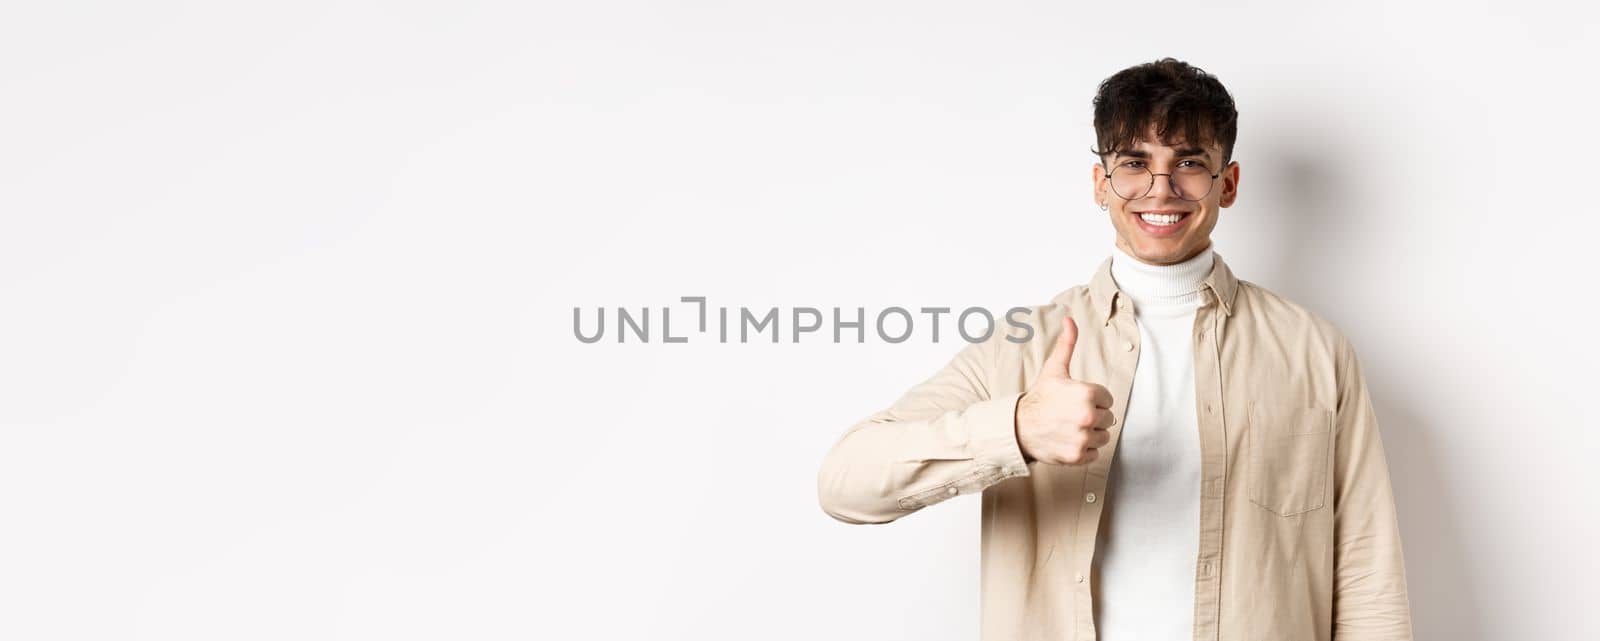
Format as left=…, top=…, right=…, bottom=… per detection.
left=1110, top=244, right=1214, bottom=313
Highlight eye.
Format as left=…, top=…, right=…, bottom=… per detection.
left=1121, top=160, right=1145, bottom=169
left=1179, top=159, right=1201, bottom=168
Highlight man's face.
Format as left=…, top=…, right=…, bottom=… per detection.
left=1093, top=131, right=1239, bottom=265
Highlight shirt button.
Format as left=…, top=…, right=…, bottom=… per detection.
left=946, top=486, right=958, bottom=496
left=1085, top=492, right=1097, bottom=503
left=1075, top=573, right=1085, bottom=583
left=1122, top=340, right=1133, bottom=352
left=1204, top=403, right=1213, bottom=413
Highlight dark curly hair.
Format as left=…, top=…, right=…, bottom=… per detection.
left=1089, top=57, right=1238, bottom=168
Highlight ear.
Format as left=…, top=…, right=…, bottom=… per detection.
left=1218, top=160, right=1240, bottom=207
left=1092, top=162, right=1108, bottom=206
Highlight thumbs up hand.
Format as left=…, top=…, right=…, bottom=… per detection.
left=1014, top=315, right=1116, bottom=465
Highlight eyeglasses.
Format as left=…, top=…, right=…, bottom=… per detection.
left=1107, top=159, right=1222, bottom=202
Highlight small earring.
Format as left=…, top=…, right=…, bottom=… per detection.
left=1099, top=202, right=1109, bottom=211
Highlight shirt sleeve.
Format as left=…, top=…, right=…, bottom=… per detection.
left=1331, top=333, right=1415, bottom=640
left=816, top=334, right=1032, bottom=525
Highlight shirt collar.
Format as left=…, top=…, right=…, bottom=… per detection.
left=1084, top=249, right=1239, bottom=325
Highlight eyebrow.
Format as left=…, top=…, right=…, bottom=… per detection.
left=1115, top=147, right=1210, bottom=160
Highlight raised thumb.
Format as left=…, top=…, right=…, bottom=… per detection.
left=1042, top=315, right=1078, bottom=379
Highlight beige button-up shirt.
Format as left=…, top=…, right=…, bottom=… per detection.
left=816, top=252, right=1413, bottom=641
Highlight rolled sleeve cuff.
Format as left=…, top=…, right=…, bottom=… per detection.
left=968, top=391, right=1031, bottom=479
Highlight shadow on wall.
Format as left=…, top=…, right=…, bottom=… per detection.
left=1254, top=126, right=1484, bottom=641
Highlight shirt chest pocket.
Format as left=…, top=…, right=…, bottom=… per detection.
left=1247, top=401, right=1334, bottom=516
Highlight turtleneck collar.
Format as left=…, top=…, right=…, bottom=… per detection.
left=1110, top=244, right=1215, bottom=315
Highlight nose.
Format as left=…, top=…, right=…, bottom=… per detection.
left=1146, top=173, right=1183, bottom=200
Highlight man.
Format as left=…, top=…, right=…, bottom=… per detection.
left=816, top=58, right=1413, bottom=641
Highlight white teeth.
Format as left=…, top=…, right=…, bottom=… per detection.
left=1139, top=212, right=1185, bottom=226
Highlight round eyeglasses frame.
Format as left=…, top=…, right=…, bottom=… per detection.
left=1106, top=162, right=1224, bottom=202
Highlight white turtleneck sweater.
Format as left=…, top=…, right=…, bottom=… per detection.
left=1091, top=243, right=1214, bottom=641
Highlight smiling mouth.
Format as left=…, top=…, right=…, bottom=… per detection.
left=1134, top=210, right=1191, bottom=227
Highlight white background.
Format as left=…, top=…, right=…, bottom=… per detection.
left=3, top=1, right=1597, bottom=639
